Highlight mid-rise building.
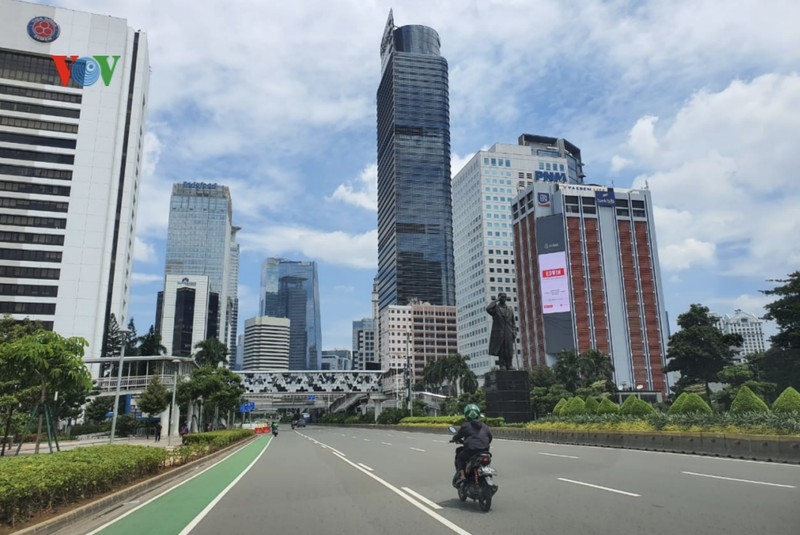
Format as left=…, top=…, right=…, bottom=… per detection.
left=352, top=317, right=377, bottom=370
left=712, top=309, right=766, bottom=363
left=155, top=274, right=218, bottom=357
left=452, top=135, right=584, bottom=377
left=0, top=0, right=149, bottom=362
left=512, top=182, right=670, bottom=396
left=376, top=11, right=454, bottom=313
left=162, top=182, right=237, bottom=354
left=242, top=316, right=290, bottom=370
left=322, top=349, right=352, bottom=371
left=260, top=257, right=321, bottom=370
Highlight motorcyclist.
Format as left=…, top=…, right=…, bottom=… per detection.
left=451, top=404, right=492, bottom=485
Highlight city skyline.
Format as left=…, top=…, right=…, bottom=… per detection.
left=23, top=0, right=798, bottom=352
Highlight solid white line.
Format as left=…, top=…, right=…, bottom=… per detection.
left=410, top=447, right=426, bottom=452
left=538, top=452, right=580, bottom=459
left=402, top=487, right=443, bottom=510
left=358, top=463, right=374, bottom=472
left=178, top=440, right=273, bottom=535
left=364, top=438, right=370, bottom=441
left=85, top=438, right=269, bottom=535
left=382, top=442, right=392, bottom=446
left=332, top=452, right=471, bottom=535
left=558, top=478, right=640, bottom=497
left=682, top=471, right=796, bottom=488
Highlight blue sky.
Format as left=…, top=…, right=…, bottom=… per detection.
left=40, top=0, right=800, bottom=349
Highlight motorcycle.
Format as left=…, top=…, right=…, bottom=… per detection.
left=272, top=424, right=279, bottom=437
left=448, top=426, right=498, bottom=512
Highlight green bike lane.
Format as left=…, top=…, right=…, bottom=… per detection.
left=87, top=436, right=272, bottom=535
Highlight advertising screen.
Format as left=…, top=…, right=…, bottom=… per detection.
left=538, top=251, right=571, bottom=314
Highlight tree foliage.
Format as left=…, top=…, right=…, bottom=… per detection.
left=596, top=398, right=620, bottom=415
left=772, top=387, right=800, bottom=413
left=137, top=375, right=170, bottom=416
left=553, top=349, right=615, bottom=395
left=193, top=338, right=229, bottom=367
left=730, top=385, right=770, bottom=414
left=420, top=353, right=477, bottom=398
left=137, top=325, right=167, bottom=356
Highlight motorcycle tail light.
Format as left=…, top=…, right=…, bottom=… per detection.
left=480, top=456, right=491, bottom=465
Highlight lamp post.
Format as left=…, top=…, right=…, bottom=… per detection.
left=109, top=329, right=130, bottom=444
left=168, top=359, right=181, bottom=447
left=405, top=330, right=412, bottom=415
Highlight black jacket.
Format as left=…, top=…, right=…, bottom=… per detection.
left=454, top=420, right=492, bottom=451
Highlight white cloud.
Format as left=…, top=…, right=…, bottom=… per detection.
left=238, top=227, right=377, bottom=269
left=451, top=152, right=473, bottom=178
left=131, top=272, right=162, bottom=284
left=627, top=116, right=660, bottom=159
left=659, top=238, right=716, bottom=271
left=610, top=155, right=632, bottom=172
left=133, top=236, right=156, bottom=263
left=328, top=164, right=377, bottom=211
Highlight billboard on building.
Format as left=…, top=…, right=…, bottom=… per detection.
left=535, top=214, right=575, bottom=354
left=539, top=251, right=571, bottom=314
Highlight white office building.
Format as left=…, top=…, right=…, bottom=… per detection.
left=451, top=135, right=584, bottom=377
left=0, top=0, right=149, bottom=362
left=157, top=274, right=214, bottom=358
left=713, top=309, right=766, bottom=363
left=242, top=316, right=290, bottom=370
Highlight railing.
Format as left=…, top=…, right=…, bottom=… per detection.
left=93, top=374, right=179, bottom=393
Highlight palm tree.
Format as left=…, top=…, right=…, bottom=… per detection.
left=579, top=349, right=615, bottom=388
left=193, top=338, right=229, bottom=367
left=137, top=325, right=167, bottom=356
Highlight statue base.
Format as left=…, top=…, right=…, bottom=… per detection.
left=483, top=370, right=530, bottom=424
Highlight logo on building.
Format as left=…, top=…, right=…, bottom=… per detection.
left=535, top=171, right=567, bottom=183
left=179, top=277, right=196, bottom=287
left=27, top=17, right=60, bottom=43
left=595, top=189, right=616, bottom=207
left=50, top=55, right=121, bottom=87
left=537, top=192, right=551, bottom=207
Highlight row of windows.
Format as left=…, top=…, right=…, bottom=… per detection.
left=0, top=147, right=74, bottom=165
left=0, top=248, right=62, bottom=262
left=484, top=157, right=511, bottom=167
left=0, top=196, right=68, bottom=213
left=0, top=265, right=60, bottom=279
left=0, top=83, right=82, bottom=104
left=0, top=301, right=56, bottom=315
left=0, top=163, right=72, bottom=181
left=0, top=49, right=81, bottom=88
left=0, top=180, right=70, bottom=196
left=0, top=283, right=58, bottom=297
left=0, top=214, right=67, bottom=229
left=0, top=231, right=64, bottom=246
left=0, top=115, right=79, bottom=134
left=0, top=100, right=80, bottom=119
left=0, top=131, right=77, bottom=149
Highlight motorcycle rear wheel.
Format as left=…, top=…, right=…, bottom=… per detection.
left=457, top=485, right=468, bottom=502
left=478, top=482, right=492, bottom=512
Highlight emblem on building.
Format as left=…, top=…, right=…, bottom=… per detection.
left=27, top=16, right=60, bottom=43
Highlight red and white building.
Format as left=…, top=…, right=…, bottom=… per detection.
left=512, top=183, right=670, bottom=396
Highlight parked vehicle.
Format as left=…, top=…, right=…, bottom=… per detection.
left=449, top=426, right=498, bottom=511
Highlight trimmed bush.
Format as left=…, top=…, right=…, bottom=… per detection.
left=552, top=398, right=568, bottom=416
left=620, top=396, right=655, bottom=417
left=772, top=386, right=800, bottom=414
left=674, top=393, right=713, bottom=415
left=596, top=397, right=620, bottom=415
left=668, top=392, right=689, bottom=415
left=562, top=397, right=586, bottom=416
left=584, top=396, right=599, bottom=415
left=730, top=385, right=770, bottom=414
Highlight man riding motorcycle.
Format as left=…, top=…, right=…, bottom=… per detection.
left=451, top=404, right=493, bottom=486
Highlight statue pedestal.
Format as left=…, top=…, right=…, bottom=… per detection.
left=483, top=370, right=530, bottom=424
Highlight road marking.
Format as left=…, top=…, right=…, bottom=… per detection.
left=382, top=442, right=392, bottom=446
left=358, top=463, right=374, bottom=471
left=364, top=438, right=370, bottom=441
left=402, top=487, right=443, bottom=509
left=341, top=434, right=346, bottom=437
left=539, top=452, right=579, bottom=459
left=433, top=439, right=447, bottom=443
left=682, top=471, right=796, bottom=488
left=410, top=447, right=426, bottom=452
left=86, top=438, right=270, bottom=535
left=331, top=451, right=472, bottom=535
left=558, top=478, right=640, bottom=497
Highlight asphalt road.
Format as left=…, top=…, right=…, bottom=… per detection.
left=58, top=427, right=800, bottom=535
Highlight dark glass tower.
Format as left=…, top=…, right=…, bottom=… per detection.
left=376, top=10, right=455, bottom=312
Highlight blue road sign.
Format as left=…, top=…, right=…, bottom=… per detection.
left=307, top=394, right=316, bottom=401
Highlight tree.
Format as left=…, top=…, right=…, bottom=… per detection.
left=193, top=338, right=229, bottom=367
left=137, top=325, right=167, bottom=356
left=554, top=349, right=581, bottom=393
left=713, top=363, right=776, bottom=410
left=84, top=396, right=114, bottom=424
left=137, top=375, right=170, bottom=416
left=125, top=318, right=139, bottom=357
left=178, top=366, right=244, bottom=430
left=758, top=273, right=800, bottom=391
left=578, top=349, right=615, bottom=393
left=730, top=385, right=770, bottom=414
left=1, top=330, right=91, bottom=453
left=103, top=313, right=122, bottom=358
left=664, top=304, right=743, bottom=400
left=0, top=315, right=42, bottom=455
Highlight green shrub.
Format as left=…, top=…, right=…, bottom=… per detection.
left=377, top=408, right=409, bottom=425
left=596, top=398, right=620, bottom=415
left=772, top=386, right=800, bottom=414
left=674, top=393, right=713, bottom=415
left=730, top=385, right=770, bottom=414
left=619, top=396, right=655, bottom=417
left=552, top=398, right=568, bottom=416
left=562, top=397, right=586, bottom=416
left=668, top=392, right=689, bottom=415
left=584, top=396, right=599, bottom=415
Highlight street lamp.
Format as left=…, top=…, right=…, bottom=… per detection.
left=109, top=329, right=131, bottom=444
left=168, top=359, right=181, bottom=447
left=405, top=330, right=412, bottom=415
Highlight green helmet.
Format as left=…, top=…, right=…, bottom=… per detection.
left=464, top=404, right=481, bottom=421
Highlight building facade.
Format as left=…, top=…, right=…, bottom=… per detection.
left=227, top=226, right=240, bottom=361
left=155, top=274, right=218, bottom=357
left=163, top=182, right=236, bottom=354
left=0, top=0, right=149, bottom=361
left=452, top=135, right=584, bottom=377
left=712, top=309, right=766, bottom=363
left=352, top=317, right=377, bottom=370
left=242, top=316, right=290, bottom=370
left=322, top=349, right=352, bottom=371
left=260, top=257, right=321, bottom=370
left=512, top=182, right=670, bottom=395
left=376, top=10, right=454, bottom=313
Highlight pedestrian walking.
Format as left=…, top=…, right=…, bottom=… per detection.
left=155, top=422, right=162, bottom=442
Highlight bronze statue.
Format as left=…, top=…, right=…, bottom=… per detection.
left=486, top=293, right=516, bottom=370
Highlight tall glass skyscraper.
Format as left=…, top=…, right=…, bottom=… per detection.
left=163, top=183, right=237, bottom=353
left=376, top=10, right=454, bottom=312
left=260, top=258, right=322, bottom=370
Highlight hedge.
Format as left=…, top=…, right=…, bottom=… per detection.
left=668, top=392, right=689, bottom=415
left=675, top=393, right=712, bottom=415
left=584, top=396, right=600, bottom=415
left=562, top=397, right=586, bottom=416
left=552, top=398, right=568, bottom=416
left=730, top=385, right=770, bottom=414
left=596, top=398, right=620, bottom=415
left=772, top=387, right=800, bottom=414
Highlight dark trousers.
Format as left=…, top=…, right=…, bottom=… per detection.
left=456, top=447, right=485, bottom=472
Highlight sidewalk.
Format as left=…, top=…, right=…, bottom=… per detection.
left=7, top=435, right=180, bottom=456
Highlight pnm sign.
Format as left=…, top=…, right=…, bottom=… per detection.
left=534, top=171, right=567, bottom=183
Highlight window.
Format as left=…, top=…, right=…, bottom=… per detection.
left=0, top=132, right=77, bottom=149
left=0, top=147, right=74, bottom=164
left=0, top=115, right=79, bottom=134
left=0, top=100, right=80, bottom=119
left=0, top=302, right=56, bottom=315
left=0, top=283, right=58, bottom=297
left=0, top=265, right=60, bottom=279
left=0, top=248, right=63, bottom=262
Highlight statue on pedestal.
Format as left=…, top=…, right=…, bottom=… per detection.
left=486, top=293, right=516, bottom=370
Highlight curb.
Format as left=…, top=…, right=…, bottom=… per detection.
left=13, top=436, right=259, bottom=535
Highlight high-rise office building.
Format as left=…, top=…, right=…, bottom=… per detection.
left=162, top=182, right=236, bottom=354
left=512, top=182, right=670, bottom=396
left=712, top=309, right=766, bottom=363
left=0, top=0, right=149, bottom=361
left=260, top=257, right=321, bottom=370
left=155, top=274, right=219, bottom=357
left=228, top=226, right=240, bottom=360
left=242, top=316, right=290, bottom=370
left=452, top=135, right=584, bottom=377
left=352, top=318, right=377, bottom=370
left=376, top=10, right=454, bottom=312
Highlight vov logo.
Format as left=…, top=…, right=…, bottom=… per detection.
left=50, top=56, right=121, bottom=87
